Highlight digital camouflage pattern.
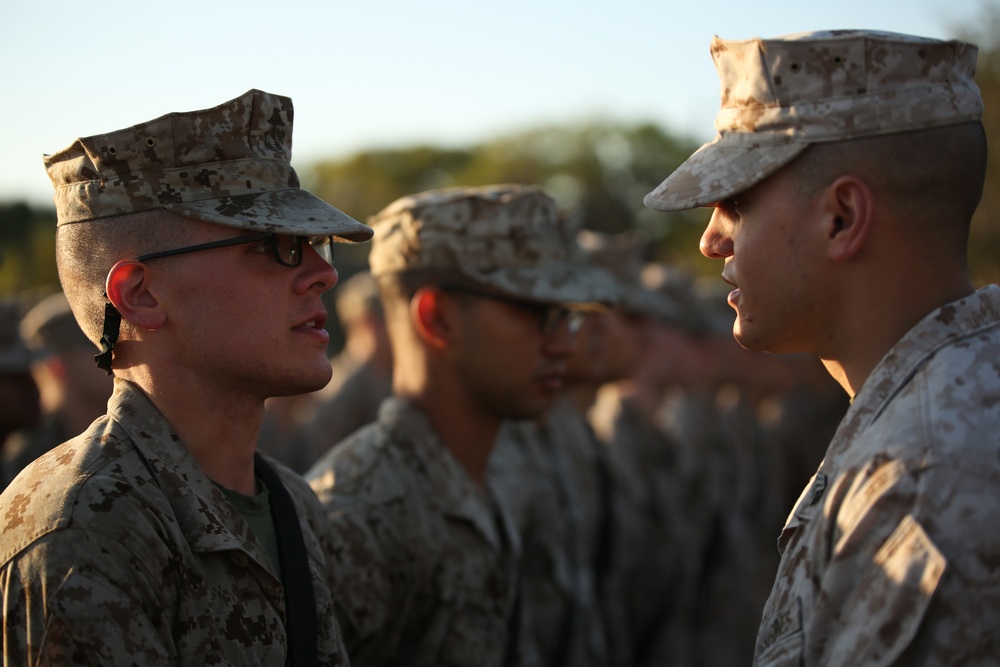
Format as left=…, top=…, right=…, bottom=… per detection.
left=588, top=387, right=695, bottom=667
left=0, top=379, right=349, bottom=666
left=645, top=30, right=983, bottom=212
left=755, top=286, right=1000, bottom=666
left=306, top=397, right=521, bottom=667
left=1, top=412, right=72, bottom=495
left=489, top=417, right=610, bottom=667
left=43, top=89, right=372, bottom=241
left=367, top=184, right=617, bottom=306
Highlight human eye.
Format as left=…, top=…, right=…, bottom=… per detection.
left=248, top=237, right=272, bottom=254
left=719, top=197, right=741, bottom=213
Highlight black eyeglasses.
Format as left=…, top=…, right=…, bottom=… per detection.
left=135, top=232, right=334, bottom=267
left=439, top=284, right=585, bottom=335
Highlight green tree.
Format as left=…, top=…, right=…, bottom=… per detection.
left=303, top=121, right=715, bottom=276
left=0, top=203, right=59, bottom=294
left=962, top=5, right=1000, bottom=286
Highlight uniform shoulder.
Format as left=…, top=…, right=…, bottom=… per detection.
left=0, top=417, right=171, bottom=565
left=914, top=328, right=1000, bottom=470
left=306, top=420, right=415, bottom=508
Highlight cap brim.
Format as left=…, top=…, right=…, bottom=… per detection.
left=164, top=188, right=373, bottom=242
left=468, top=262, right=619, bottom=306
left=644, top=134, right=809, bottom=212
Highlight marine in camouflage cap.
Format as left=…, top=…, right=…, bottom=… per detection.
left=646, top=30, right=1000, bottom=666
left=645, top=30, right=982, bottom=211
left=307, top=184, right=616, bottom=666
left=2, top=91, right=359, bottom=665
left=369, top=184, right=617, bottom=306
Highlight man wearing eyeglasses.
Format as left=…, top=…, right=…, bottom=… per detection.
left=305, top=185, right=616, bottom=666
left=0, top=90, right=372, bottom=665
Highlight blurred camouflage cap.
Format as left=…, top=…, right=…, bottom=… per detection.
left=20, top=292, right=91, bottom=353
left=43, top=89, right=373, bottom=241
left=368, top=184, right=617, bottom=304
left=576, top=230, right=661, bottom=316
left=0, top=301, right=35, bottom=373
left=645, top=30, right=983, bottom=212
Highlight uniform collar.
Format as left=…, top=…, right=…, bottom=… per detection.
left=380, top=397, right=520, bottom=554
left=842, top=286, right=1000, bottom=435
left=107, top=379, right=277, bottom=571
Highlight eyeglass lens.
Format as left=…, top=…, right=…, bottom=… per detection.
left=273, top=235, right=335, bottom=267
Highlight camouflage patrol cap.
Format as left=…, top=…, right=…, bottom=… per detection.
left=645, top=30, right=983, bottom=212
left=0, top=301, right=35, bottom=372
left=20, top=292, right=91, bottom=353
left=576, top=230, right=662, bottom=316
left=43, top=89, right=373, bottom=241
left=368, top=184, right=617, bottom=305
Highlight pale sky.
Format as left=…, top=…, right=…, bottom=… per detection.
left=2, top=0, right=994, bottom=207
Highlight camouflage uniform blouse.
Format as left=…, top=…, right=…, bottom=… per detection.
left=489, top=417, right=609, bottom=667
left=754, top=286, right=1000, bottom=666
left=306, top=397, right=520, bottom=667
left=0, top=379, right=349, bottom=666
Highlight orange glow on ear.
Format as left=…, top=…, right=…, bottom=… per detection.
left=411, top=287, right=450, bottom=350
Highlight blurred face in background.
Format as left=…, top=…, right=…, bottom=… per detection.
left=565, top=307, right=646, bottom=386
left=0, top=371, right=41, bottom=435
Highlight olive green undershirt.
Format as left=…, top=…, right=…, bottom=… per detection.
left=213, top=480, right=284, bottom=581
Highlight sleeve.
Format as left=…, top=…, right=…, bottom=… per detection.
left=2, top=529, right=176, bottom=666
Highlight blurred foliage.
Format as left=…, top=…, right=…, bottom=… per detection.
left=302, top=122, right=715, bottom=279
left=961, top=3, right=1000, bottom=286
left=0, top=203, right=58, bottom=294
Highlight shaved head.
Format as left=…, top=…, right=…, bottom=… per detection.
left=55, top=210, right=194, bottom=345
left=789, top=121, right=987, bottom=263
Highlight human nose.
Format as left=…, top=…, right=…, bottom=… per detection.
left=700, top=208, right=735, bottom=259
left=542, top=315, right=579, bottom=357
left=299, top=243, right=339, bottom=293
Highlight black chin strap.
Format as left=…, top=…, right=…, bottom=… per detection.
left=95, top=297, right=121, bottom=375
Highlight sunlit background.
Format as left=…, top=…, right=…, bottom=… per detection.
left=3, top=0, right=999, bottom=292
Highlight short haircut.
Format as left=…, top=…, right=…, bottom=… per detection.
left=791, top=121, right=987, bottom=257
left=55, top=210, right=194, bottom=345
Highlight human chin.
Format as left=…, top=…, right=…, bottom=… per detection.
left=731, top=311, right=765, bottom=351
left=271, top=356, right=333, bottom=397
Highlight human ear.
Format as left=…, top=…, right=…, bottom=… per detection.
left=105, top=260, right=166, bottom=332
left=823, top=175, right=874, bottom=263
left=410, top=287, right=451, bottom=350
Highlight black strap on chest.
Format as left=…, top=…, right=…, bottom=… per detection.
left=255, top=454, right=318, bottom=667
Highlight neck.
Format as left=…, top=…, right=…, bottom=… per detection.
left=412, top=395, right=500, bottom=488
left=120, top=365, right=264, bottom=495
left=396, top=371, right=500, bottom=489
left=821, top=268, right=974, bottom=398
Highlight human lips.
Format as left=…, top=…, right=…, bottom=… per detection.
left=537, top=365, right=567, bottom=392
left=721, top=273, right=740, bottom=306
left=293, top=310, right=330, bottom=342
